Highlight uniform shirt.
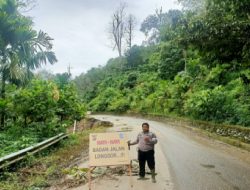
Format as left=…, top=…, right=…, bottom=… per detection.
left=130, top=131, right=157, bottom=152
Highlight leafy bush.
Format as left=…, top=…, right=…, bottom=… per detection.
left=0, top=79, right=86, bottom=157
left=13, top=80, right=58, bottom=128
left=57, top=84, right=86, bottom=121
left=108, top=98, right=130, bottom=113
left=89, top=87, right=122, bottom=112
left=157, top=42, right=185, bottom=80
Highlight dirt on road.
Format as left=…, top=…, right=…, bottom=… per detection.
left=65, top=115, right=174, bottom=190
left=50, top=115, right=250, bottom=190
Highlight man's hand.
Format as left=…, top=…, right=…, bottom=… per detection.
left=127, top=140, right=131, bottom=150
left=127, top=140, right=131, bottom=146
left=144, top=136, right=150, bottom=142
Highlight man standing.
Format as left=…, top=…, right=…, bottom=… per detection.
left=128, top=122, right=158, bottom=183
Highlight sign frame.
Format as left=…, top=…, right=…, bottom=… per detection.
left=88, top=132, right=133, bottom=190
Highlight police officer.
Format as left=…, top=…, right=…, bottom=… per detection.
left=128, top=122, right=157, bottom=183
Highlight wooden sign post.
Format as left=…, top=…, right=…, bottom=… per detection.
left=88, top=132, right=132, bottom=190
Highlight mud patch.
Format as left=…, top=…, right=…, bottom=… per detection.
left=120, top=127, right=133, bottom=132
left=214, top=171, right=221, bottom=175
left=233, top=186, right=240, bottom=190
left=200, top=164, right=215, bottom=169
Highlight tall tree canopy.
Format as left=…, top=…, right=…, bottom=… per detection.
left=0, top=0, right=57, bottom=129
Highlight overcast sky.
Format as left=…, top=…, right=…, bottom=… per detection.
left=28, top=0, right=181, bottom=76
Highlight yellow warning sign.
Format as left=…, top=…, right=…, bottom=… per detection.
left=89, top=132, right=130, bottom=167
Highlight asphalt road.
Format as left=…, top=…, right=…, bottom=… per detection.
left=93, top=115, right=250, bottom=190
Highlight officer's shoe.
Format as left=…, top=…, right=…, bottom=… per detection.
left=137, top=176, right=146, bottom=180
left=151, top=169, right=156, bottom=183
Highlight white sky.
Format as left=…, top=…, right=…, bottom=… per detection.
left=28, top=0, right=181, bottom=76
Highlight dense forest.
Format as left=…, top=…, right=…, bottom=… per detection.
left=74, top=0, right=250, bottom=127
left=1, top=0, right=249, bottom=158
left=0, top=0, right=85, bottom=157
left=1, top=0, right=249, bottom=189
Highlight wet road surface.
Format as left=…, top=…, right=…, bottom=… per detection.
left=93, top=115, right=250, bottom=190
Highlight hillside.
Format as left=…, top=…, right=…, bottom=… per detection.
left=74, top=0, right=250, bottom=127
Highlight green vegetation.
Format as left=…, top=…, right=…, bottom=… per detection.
left=75, top=0, right=250, bottom=128
left=0, top=0, right=249, bottom=188
left=0, top=79, right=85, bottom=157
left=0, top=0, right=85, bottom=157
left=0, top=127, right=106, bottom=190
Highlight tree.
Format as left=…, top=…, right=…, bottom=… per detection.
left=141, top=9, right=183, bottom=45
left=0, top=0, right=57, bottom=129
left=159, top=9, right=183, bottom=41
left=109, top=3, right=126, bottom=57
left=140, top=15, right=159, bottom=37
left=125, top=14, right=136, bottom=49
left=125, top=45, right=144, bottom=69
left=13, top=80, right=58, bottom=129
left=54, top=72, right=71, bottom=89
left=36, top=69, right=55, bottom=80
left=179, top=0, right=250, bottom=65
left=157, top=42, right=185, bottom=80
left=177, top=0, right=205, bottom=11
left=56, top=83, right=85, bottom=122
left=108, top=3, right=137, bottom=56
left=74, top=66, right=105, bottom=102
left=12, top=79, right=85, bottom=137
left=17, top=0, right=37, bottom=12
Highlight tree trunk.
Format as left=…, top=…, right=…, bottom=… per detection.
left=0, top=72, right=6, bottom=130
left=118, top=47, right=122, bottom=57
left=24, top=115, right=27, bottom=128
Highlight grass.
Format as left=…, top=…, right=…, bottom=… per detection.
left=193, top=127, right=250, bottom=151
left=0, top=127, right=107, bottom=190
left=153, top=115, right=250, bottom=151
